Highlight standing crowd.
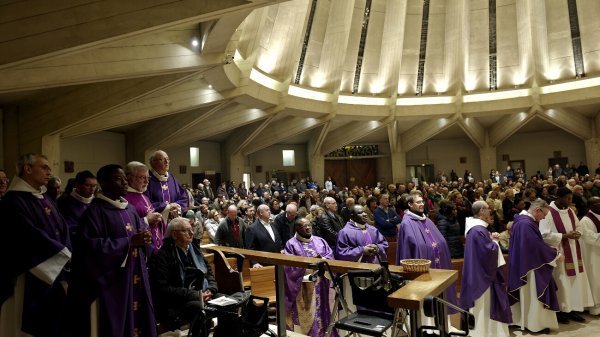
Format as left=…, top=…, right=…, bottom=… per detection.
left=1, top=151, right=600, bottom=337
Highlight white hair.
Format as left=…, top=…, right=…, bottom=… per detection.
left=166, top=217, right=188, bottom=237
left=286, top=203, right=297, bottom=212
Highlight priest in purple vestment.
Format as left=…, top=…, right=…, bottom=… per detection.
left=145, top=150, right=188, bottom=221
left=284, top=218, right=335, bottom=337
left=508, top=198, right=560, bottom=333
left=460, top=201, right=512, bottom=337
left=124, top=161, right=165, bottom=249
left=57, top=170, right=97, bottom=238
left=396, top=193, right=458, bottom=311
left=0, top=154, right=71, bottom=337
left=66, top=164, right=157, bottom=337
left=335, top=205, right=388, bottom=263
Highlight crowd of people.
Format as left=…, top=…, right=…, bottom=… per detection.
left=1, top=150, right=599, bottom=337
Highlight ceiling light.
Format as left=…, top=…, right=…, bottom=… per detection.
left=191, top=39, right=199, bottom=47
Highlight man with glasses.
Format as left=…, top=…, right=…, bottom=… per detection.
left=145, top=150, right=188, bottom=222
left=460, top=201, right=512, bottom=337
left=58, top=170, right=97, bottom=238
left=124, top=161, right=164, bottom=249
left=0, top=154, right=71, bottom=337
left=149, top=216, right=218, bottom=337
left=508, top=198, right=561, bottom=333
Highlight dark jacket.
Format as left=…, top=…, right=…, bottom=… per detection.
left=319, top=210, right=344, bottom=248
left=436, top=213, right=464, bottom=259
left=148, top=237, right=217, bottom=325
left=273, top=212, right=298, bottom=244
left=214, top=216, right=246, bottom=248
left=244, top=219, right=283, bottom=265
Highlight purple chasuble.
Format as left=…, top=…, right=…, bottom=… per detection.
left=460, top=224, right=512, bottom=323
left=66, top=198, right=157, bottom=337
left=144, top=173, right=188, bottom=213
left=335, top=221, right=388, bottom=263
left=0, top=190, right=71, bottom=336
left=58, top=194, right=91, bottom=237
left=125, top=191, right=166, bottom=249
left=507, top=214, right=559, bottom=310
left=396, top=213, right=458, bottom=311
left=284, top=235, right=334, bottom=337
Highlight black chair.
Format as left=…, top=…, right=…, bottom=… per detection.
left=331, top=267, right=408, bottom=337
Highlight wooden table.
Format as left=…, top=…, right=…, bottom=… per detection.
left=205, top=246, right=457, bottom=337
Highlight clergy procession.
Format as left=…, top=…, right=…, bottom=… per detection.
left=1, top=151, right=600, bottom=337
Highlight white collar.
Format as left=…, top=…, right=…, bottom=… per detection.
left=150, top=168, right=169, bottom=182
left=7, top=176, right=46, bottom=199
left=70, top=189, right=94, bottom=204
left=295, top=233, right=312, bottom=242
left=96, top=193, right=129, bottom=209
left=126, top=186, right=146, bottom=194
left=465, top=216, right=488, bottom=235
left=350, top=220, right=367, bottom=230
left=259, top=218, right=270, bottom=226
left=406, top=210, right=426, bottom=221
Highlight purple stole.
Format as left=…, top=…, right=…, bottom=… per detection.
left=420, top=221, right=442, bottom=268
left=549, top=207, right=583, bottom=276
left=159, top=181, right=172, bottom=203
left=585, top=211, right=600, bottom=232
left=118, top=209, right=145, bottom=337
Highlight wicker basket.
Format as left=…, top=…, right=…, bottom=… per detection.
left=400, top=259, right=431, bottom=273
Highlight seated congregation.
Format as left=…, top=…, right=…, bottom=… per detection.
left=1, top=151, right=600, bottom=337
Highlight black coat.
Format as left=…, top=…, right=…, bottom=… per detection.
left=273, top=212, right=298, bottom=245
left=319, top=210, right=344, bottom=248
left=148, top=238, right=217, bottom=324
left=436, top=213, right=464, bottom=259
left=244, top=219, right=283, bottom=265
left=215, top=216, right=246, bottom=248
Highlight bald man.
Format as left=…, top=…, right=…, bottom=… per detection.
left=214, top=205, right=246, bottom=248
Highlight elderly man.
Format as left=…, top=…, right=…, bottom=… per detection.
left=149, top=217, right=218, bottom=336
left=245, top=204, right=282, bottom=268
left=274, top=203, right=299, bottom=245
left=145, top=150, right=188, bottom=221
left=124, top=161, right=165, bottom=249
left=460, top=201, right=512, bottom=337
left=580, top=197, right=600, bottom=315
left=58, top=170, right=97, bottom=237
left=540, top=187, right=592, bottom=323
left=335, top=205, right=387, bottom=263
left=374, top=194, right=402, bottom=238
left=215, top=204, right=246, bottom=248
left=396, top=193, right=458, bottom=314
left=339, top=197, right=355, bottom=223
left=202, top=179, right=215, bottom=201
left=0, top=154, right=71, bottom=337
left=284, top=218, right=334, bottom=337
left=508, top=198, right=561, bottom=333
left=45, top=175, right=62, bottom=202
left=66, top=164, right=155, bottom=337
left=319, top=196, right=344, bottom=249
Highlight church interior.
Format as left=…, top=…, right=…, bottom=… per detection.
left=1, top=1, right=600, bottom=336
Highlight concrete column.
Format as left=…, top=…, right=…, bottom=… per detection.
left=390, top=150, right=406, bottom=183
left=229, top=152, right=246, bottom=184
left=309, top=154, right=325, bottom=187
left=479, top=146, right=497, bottom=181
left=41, top=134, right=61, bottom=176
left=585, top=138, right=600, bottom=173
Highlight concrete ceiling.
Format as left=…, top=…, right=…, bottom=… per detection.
left=1, top=0, right=599, bottom=164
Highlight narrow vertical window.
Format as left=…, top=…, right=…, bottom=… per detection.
left=488, top=0, right=497, bottom=90
left=352, top=0, right=373, bottom=94
left=415, top=0, right=430, bottom=95
left=190, top=147, right=199, bottom=167
left=567, top=0, right=584, bottom=78
left=282, top=150, right=295, bottom=166
left=294, top=0, right=319, bottom=85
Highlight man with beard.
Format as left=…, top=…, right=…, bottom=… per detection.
left=284, top=218, right=334, bottom=337
left=124, top=161, right=164, bottom=249
left=66, top=164, right=156, bottom=337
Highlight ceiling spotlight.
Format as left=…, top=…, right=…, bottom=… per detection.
left=191, top=39, right=199, bottom=47
left=208, top=84, right=213, bottom=89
